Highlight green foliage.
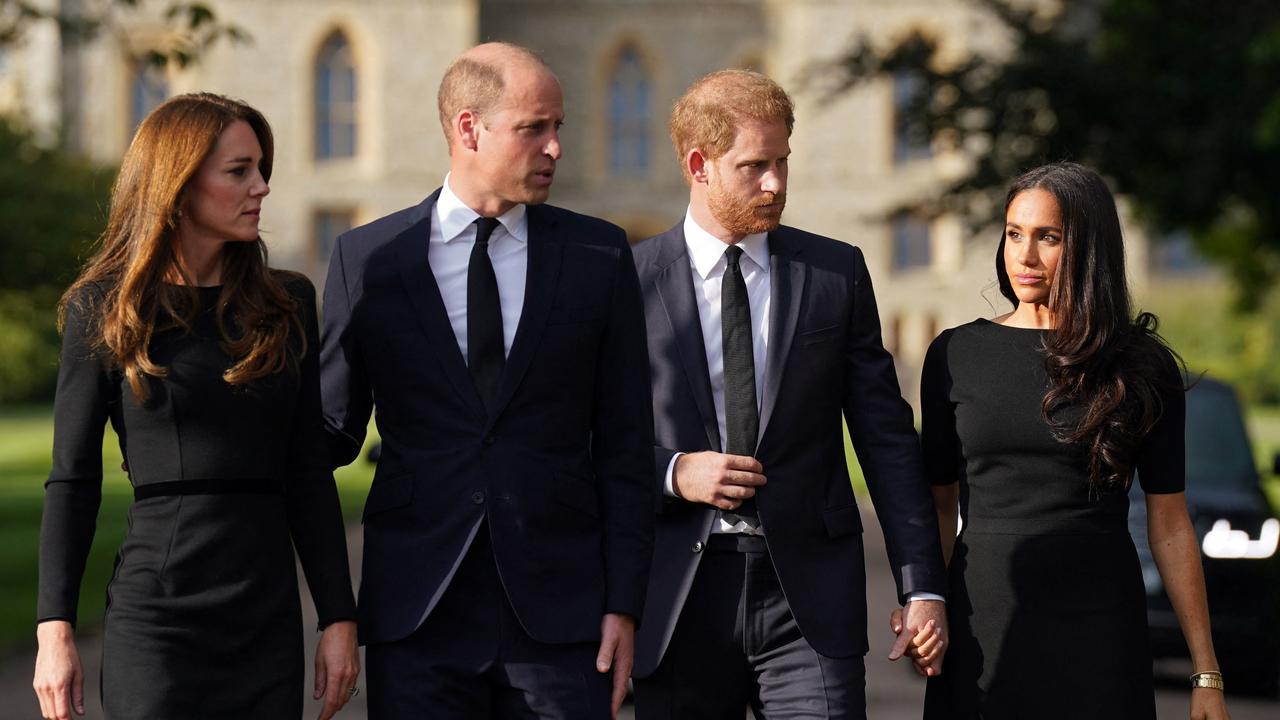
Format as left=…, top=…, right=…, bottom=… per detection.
left=0, top=289, right=61, bottom=403
left=815, top=0, right=1280, bottom=308
left=1147, top=282, right=1280, bottom=406
left=0, top=120, right=111, bottom=402
left=0, top=121, right=112, bottom=292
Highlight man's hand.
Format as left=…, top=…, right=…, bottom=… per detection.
left=672, top=452, right=766, bottom=510
left=596, top=613, right=635, bottom=719
left=888, top=599, right=948, bottom=677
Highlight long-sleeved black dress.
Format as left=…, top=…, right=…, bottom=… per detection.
left=920, top=319, right=1184, bottom=720
left=38, top=278, right=356, bottom=719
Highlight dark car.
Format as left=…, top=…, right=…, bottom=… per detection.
left=1129, top=377, right=1280, bottom=696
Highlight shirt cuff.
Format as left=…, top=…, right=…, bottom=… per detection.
left=663, top=452, right=684, bottom=498
left=906, top=592, right=945, bottom=604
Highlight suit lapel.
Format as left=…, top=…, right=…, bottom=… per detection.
left=488, top=204, right=563, bottom=423
left=652, top=228, right=722, bottom=451
left=759, top=228, right=806, bottom=443
left=394, top=190, right=487, bottom=421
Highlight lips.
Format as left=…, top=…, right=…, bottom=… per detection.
left=1014, top=274, right=1043, bottom=284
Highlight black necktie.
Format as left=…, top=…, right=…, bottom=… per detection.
left=468, top=217, right=504, bottom=415
left=722, top=245, right=759, bottom=518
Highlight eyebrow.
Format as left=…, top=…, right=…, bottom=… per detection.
left=1006, top=221, right=1063, bottom=232
left=225, top=156, right=256, bottom=164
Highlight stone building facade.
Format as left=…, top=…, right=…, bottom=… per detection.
left=0, top=0, right=1177, bottom=402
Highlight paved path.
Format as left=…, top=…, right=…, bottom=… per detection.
left=3, top=506, right=1277, bottom=718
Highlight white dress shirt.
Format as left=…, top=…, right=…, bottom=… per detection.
left=429, top=174, right=528, bottom=359
left=663, top=212, right=770, bottom=535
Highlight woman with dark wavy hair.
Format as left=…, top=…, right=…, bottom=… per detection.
left=32, top=93, right=359, bottom=720
left=916, top=162, right=1228, bottom=719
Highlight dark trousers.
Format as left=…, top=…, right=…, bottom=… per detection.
left=634, top=534, right=866, bottom=720
left=365, top=521, right=611, bottom=719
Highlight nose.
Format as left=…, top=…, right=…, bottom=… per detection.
left=252, top=170, right=270, bottom=198
left=1018, top=240, right=1038, bottom=267
left=544, top=130, right=562, bottom=161
left=761, top=161, right=786, bottom=195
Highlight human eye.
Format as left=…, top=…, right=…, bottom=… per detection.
left=1041, top=233, right=1061, bottom=245
left=229, top=166, right=248, bottom=176
left=1005, top=229, right=1021, bottom=241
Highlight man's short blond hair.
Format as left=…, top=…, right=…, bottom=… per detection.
left=669, top=69, right=795, bottom=182
left=437, top=42, right=548, bottom=147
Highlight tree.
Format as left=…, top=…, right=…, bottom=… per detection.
left=814, top=0, right=1280, bottom=308
left=1, top=0, right=246, bottom=67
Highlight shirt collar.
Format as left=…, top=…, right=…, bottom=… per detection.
left=683, top=209, right=770, bottom=280
left=436, top=173, right=529, bottom=244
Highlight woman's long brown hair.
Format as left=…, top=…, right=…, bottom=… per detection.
left=996, top=162, right=1183, bottom=494
left=60, top=92, right=302, bottom=401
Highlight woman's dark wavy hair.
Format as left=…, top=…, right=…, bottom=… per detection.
left=996, top=162, right=1183, bottom=494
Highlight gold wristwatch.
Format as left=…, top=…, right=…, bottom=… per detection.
left=1189, top=671, right=1224, bottom=691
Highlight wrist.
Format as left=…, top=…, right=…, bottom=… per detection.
left=36, top=620, right=74, bottom=643
left=1189, top=670, right=1224, bottom=692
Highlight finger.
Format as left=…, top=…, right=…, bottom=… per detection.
left=35, top=685, right=50, bottom=720
left=611, top=666, right=627, bottom=719
left=53, top=681, right=70, bottom=720
left=596, top=634, right=617, bottom=673
left=724, top=454, right=764, bottom=473
left=314, top=654, right=326, bottom=700
left=72, top=666, right=85, bottom=716
left=720, top=485, right=756, bottom=500
left=319, top=673, right=346, bottom=720
left=725, top=470, right=767, bottom=487
left=887, top=626, right=911, bottom=661
left=715, top=497, right=741, bottom=511
left=888, top=608, right=904, bottom=634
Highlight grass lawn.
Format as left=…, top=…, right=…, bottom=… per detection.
left=0, top=405, right=376, bottom=651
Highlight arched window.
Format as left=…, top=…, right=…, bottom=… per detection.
left=608, top=46, right=650, bottom=177
left=314, top=31, right=357, bottom=160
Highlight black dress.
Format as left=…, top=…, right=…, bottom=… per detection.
left=37, top=279, right=356, bottom=719
left=920, top=319, right=1184, bottom=720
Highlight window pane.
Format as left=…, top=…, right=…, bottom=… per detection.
left=315, top=33, right=357, bottom=160
left=892, top=214, right=932, bottom=270
left=608, top=47, right=650, bottom=177
left=315, top=210, right=355, bottom=269
left=893, top=70, right=931, bottom=164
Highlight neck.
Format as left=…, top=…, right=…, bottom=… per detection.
left=171, top=231, right=225, bottom=286
left=448, top=170, right=517, bottom=218
left=1004, top=302, right=1056, bottom=329
left=688, top=198, right=743, bottom=245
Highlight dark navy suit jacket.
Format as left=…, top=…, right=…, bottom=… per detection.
left=632, top=224, right=947, bottom=676
left=319, top=189, right=655, bottom=646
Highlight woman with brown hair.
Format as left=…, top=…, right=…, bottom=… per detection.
left=31, top=93, right=359, bottom=720
left=916, top=162, right=1229, bottom=719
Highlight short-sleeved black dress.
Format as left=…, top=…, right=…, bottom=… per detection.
left=920, top=319, right=1184, bottom=720
left=37, top=279, right=356, bottom=719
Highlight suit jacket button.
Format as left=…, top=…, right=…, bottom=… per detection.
left=471, top=491, right=485, bottom=504
left=692, top=541, right=704, bottom=553
left=482, top=434, right=496, bottom=446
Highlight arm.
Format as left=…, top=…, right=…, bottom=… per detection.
left=841, top=247, right=947, bottom=600
left=1147, top=493, right=1228, bottom=719
left=920, top=330, right=962, bottom=567
left=319, top=235, right=373, bottom=468
left=283, top=280, right=359, bottom=719
left=35, top=290, right=112, bottom=719
left=589, top=236, right=656, bottom=717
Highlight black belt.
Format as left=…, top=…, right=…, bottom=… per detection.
left=707, top=533, right=768, bottom=554
left=133, top=478, right=283, bottom=501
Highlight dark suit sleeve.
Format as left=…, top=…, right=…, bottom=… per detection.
left=840, top=247, right=947, bottom=601
left=37, top=290, right=111, bottom=626
left=320, top=234, right=373, bottom=467
left=920, top=330, right=962, bottom=487
left=591, top=236, right=657, bottom=620
left=284, top=280, right=358, bottom=629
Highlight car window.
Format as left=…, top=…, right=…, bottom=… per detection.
left=1185, top=382, right=1258, bottom=491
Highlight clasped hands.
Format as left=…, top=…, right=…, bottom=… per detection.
left=888, top=600, right=947, bottom=677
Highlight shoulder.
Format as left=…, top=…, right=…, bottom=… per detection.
left=333, top=199, right=433, bottom=260
left=775, top=225, right=862, bottom=261
left=60, top=279, right=115, bottom=328
left=925, top=320, right=995, bottom=361
left=272, top=270, right=317, bottom=306
left=631, top=225, right=683, bottom=274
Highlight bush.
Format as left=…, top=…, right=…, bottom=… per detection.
left=0, top=290, right=61, bottom=403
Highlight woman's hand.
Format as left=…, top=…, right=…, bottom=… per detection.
left=1190, top=686, right=1229, bottom=720
left=33, top=621, right=84, bottom=720
left=314, top=620, right=359, bottom=720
